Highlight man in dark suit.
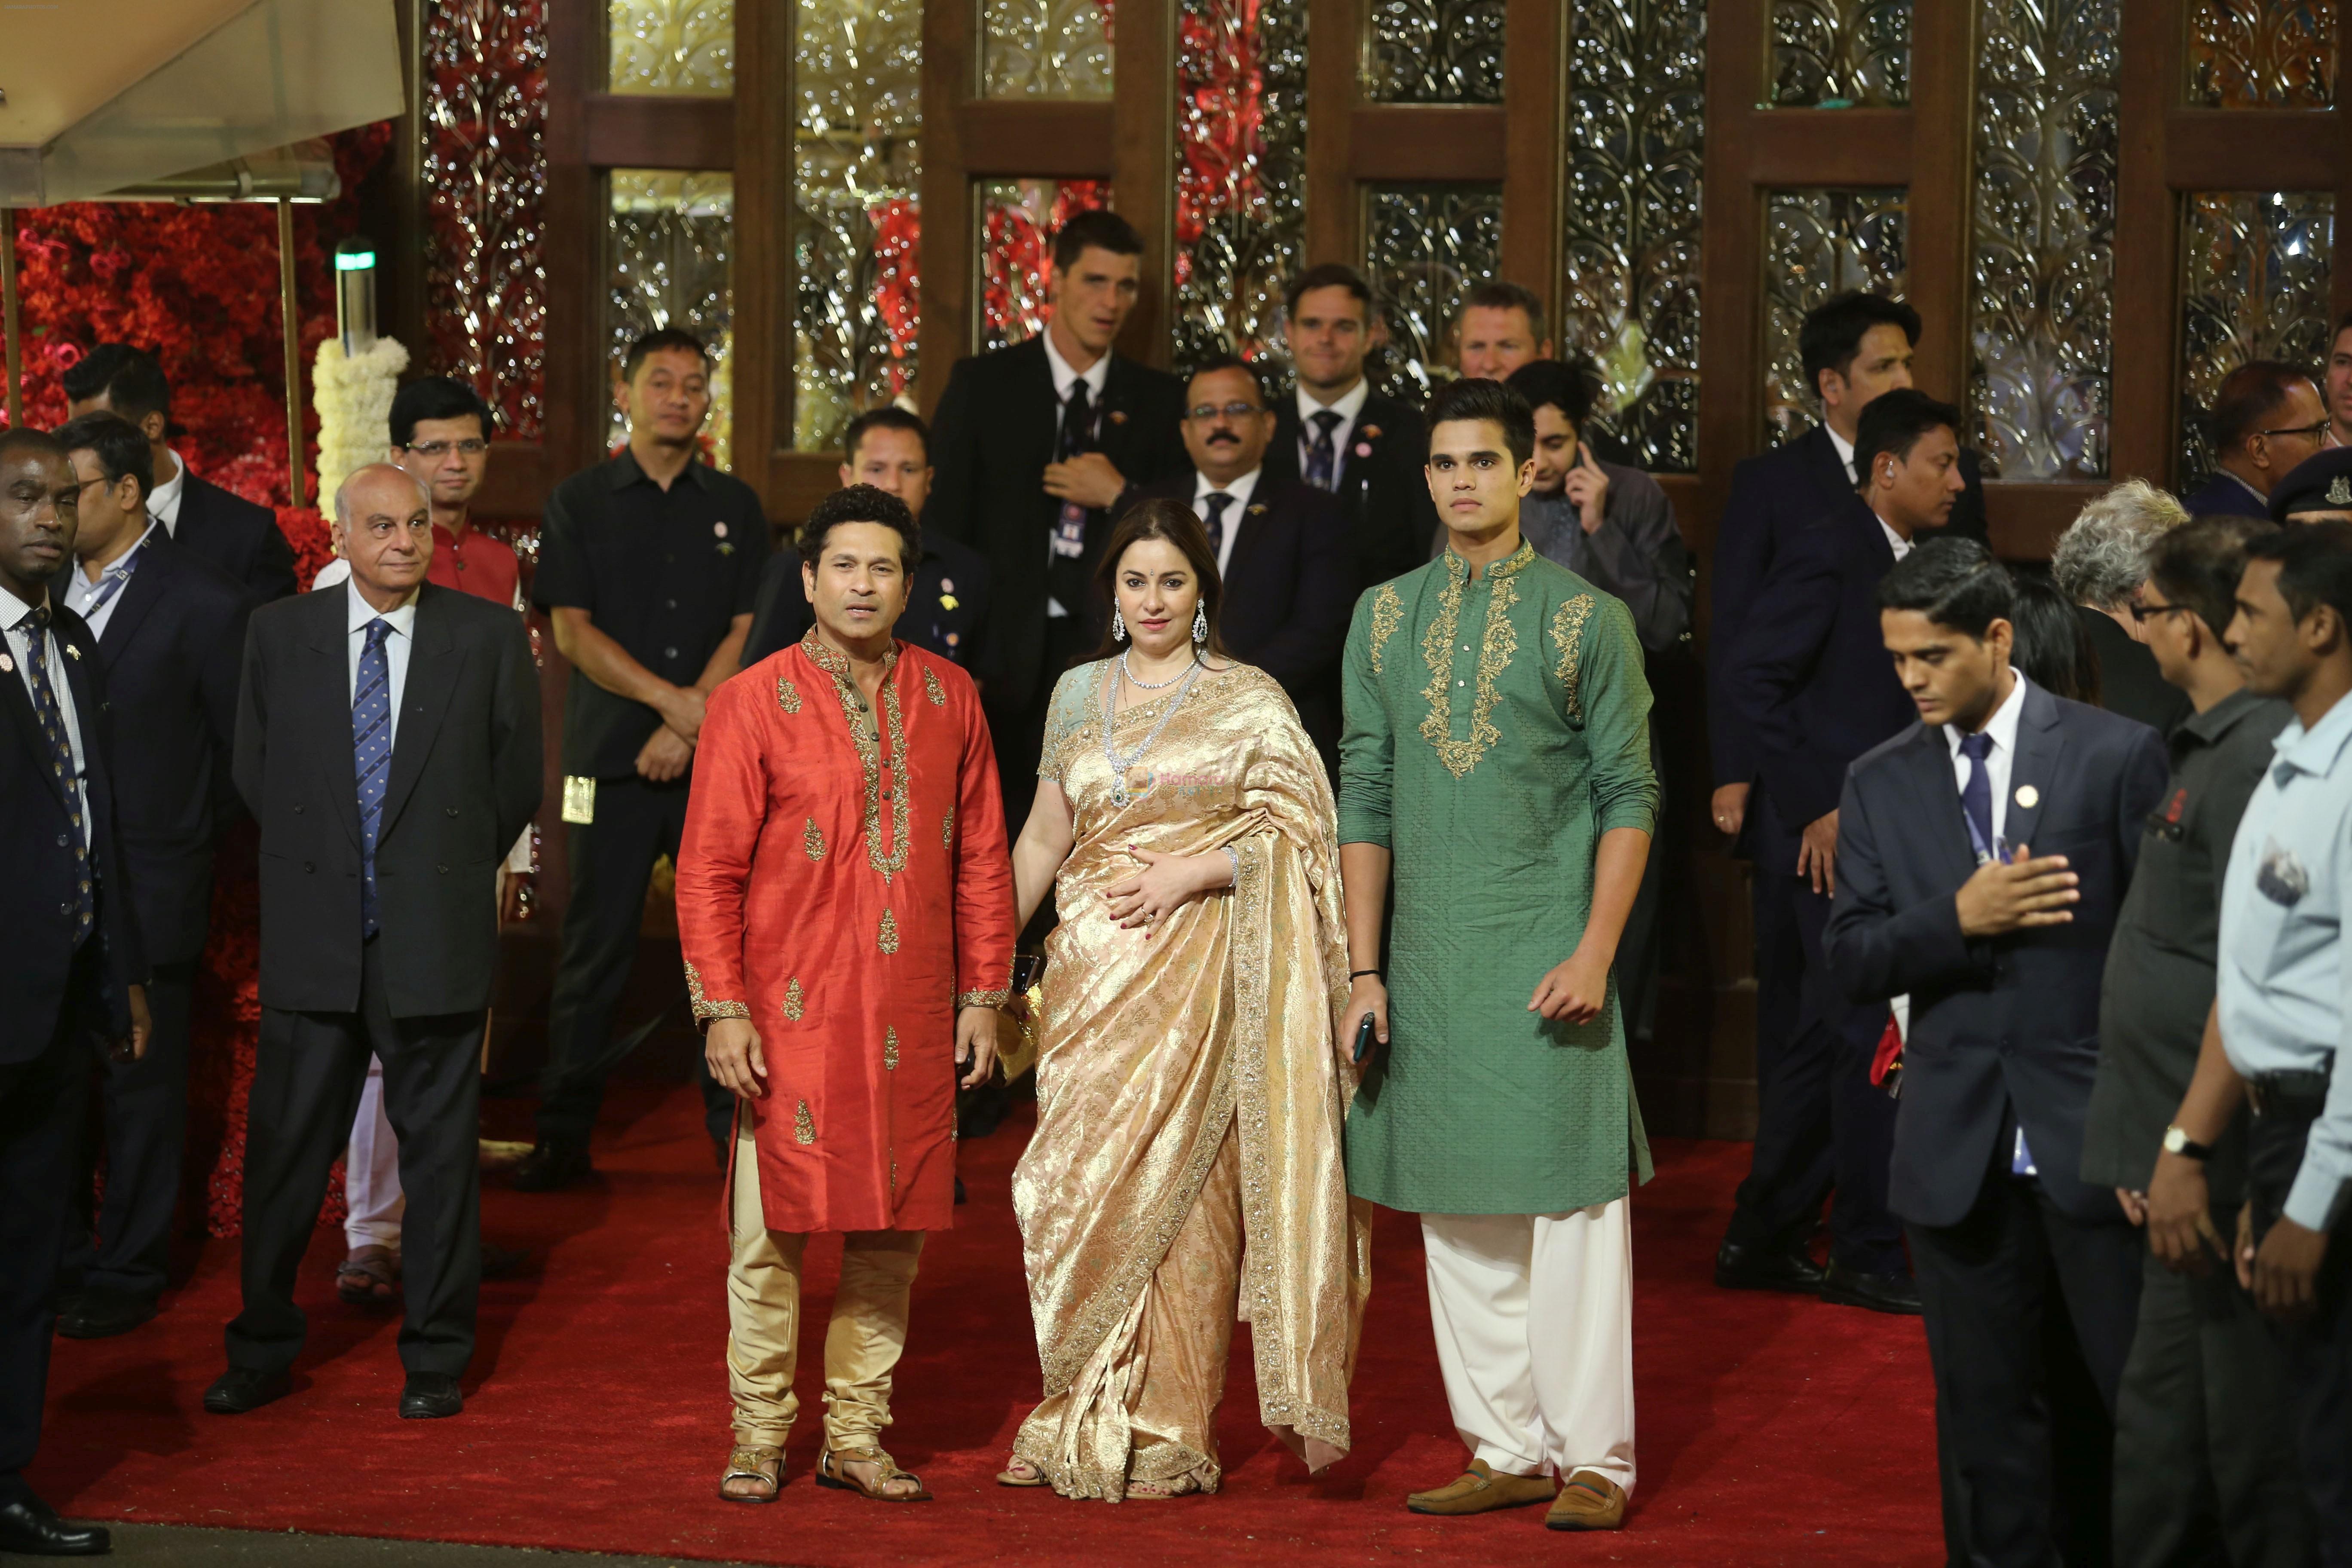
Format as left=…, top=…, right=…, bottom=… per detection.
left=2049, top=479, right=2196, bottom=736
left=46, top=413, right=248, bottom=1343
left=63, top=344, right=297, bottom=603
left=1124, top=355, right=1354, bottom=768
left=1717, top=389, right=1970, bottom=1314
left=744, top=406, right=991, bottom=670
left=0, top=426, right=151, bottom=1558
left=1826, top=539, right=2168, bottom=1567
left=925, top=208, right=1187, bottom=834
left=2182, top=360, right=2331, bottom=520
left=1262, top=262, right=1437, bottom=593
left=203, top=465, right=541, bottom=1422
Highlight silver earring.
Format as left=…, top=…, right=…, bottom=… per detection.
left=1192, top=604, right=1208, bottom=643
left=1113, top=608, right=1127, bottom=641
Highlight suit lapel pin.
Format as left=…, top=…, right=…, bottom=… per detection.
left=0, top=653, right=12, bottom=674
left=2015, top=784, right=2039, bottom=809
left=713, top=521, right=729, bottom=538
left=1248, top=504, right=1268, bottom=516
left=1360, top=424, right=1382, bottom=441
left=1354, top=442, right=1374, bottom=458
left=64, top=644, right=81, bottom=661
left=1108, top=409, right=1128, bottom=425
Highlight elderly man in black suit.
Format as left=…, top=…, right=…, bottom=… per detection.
left=0, top=426, right=151, bottom=1558
left=925, top=208, right=1188, bottom=834
left=1263, top=263, right=1437, bottom=593
left=1124, top=355, right=1354, bottom=768
left=46, top=413, right=248, bottom=1344
left=1826, top=539, right=2168, bottom=1568
left=63, top=344, right=297, bottom=604
left=1717, top=389, right=1971, bottom=1315
left=203, top=465, right=540, bottom=1423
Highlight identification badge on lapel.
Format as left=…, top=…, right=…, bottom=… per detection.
left=561, top=775, right=597, bottom=825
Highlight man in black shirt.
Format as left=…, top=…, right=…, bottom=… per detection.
left=515, top=328, right=767, bottom=1190
left=2089, top=517, right=2315, bottom=1565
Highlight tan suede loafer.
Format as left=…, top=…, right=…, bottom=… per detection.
left=1544, top=1469, right=1626, bottom=1531
left=1404, top=1458, right=1556, bottom=1515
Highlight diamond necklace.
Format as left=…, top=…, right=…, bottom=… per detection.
left=1120, top=648, right=1196, bottom=689
left=1102, top=657, right=1205, bottom=806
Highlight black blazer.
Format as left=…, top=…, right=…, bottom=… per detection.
left=1823, top=682, right=2168, bottom=1226
left=1264, top=387, right=1436, bottom=592
left=742, top=531, right=993, bottom=671
left=58, top=539, right=250, bottom=965
left=1125, top=473, right=1357, bottom=759
left=2180, top=471, right=2271, bottom=520
left=1, top=600, right=146, bottom=1063
left=234, top=582, right=542, bottom=1018
left=925, top=337, right=1188, bottom=708
left=176, top=471, right=297, bottom=603
left=1721, top=500, right=1919, bottom=841
left=1710, top=423, right=1987, bottom=789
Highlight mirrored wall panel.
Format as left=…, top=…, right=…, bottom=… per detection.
left=975, top=179, right=1115, bottom=353
left=1768, top=0, right=1912, bottom=107
left=1362, top=183, right=1504, bottom=398
left=1762, top=187, right=1909, bottom=446
left=1362, top=0, right=1507, bottom=103
left=608, top=170, right=736, bottom=470
left=982, top=0, right=1115, bottom=97
left=608, top=0, right=735, bottom=95
left=2178, top=190, right=2335, bottom=484
left=2186, top=0, right=2337, bottom=107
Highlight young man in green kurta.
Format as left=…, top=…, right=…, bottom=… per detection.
left=1338, top=377, right=1657, bottom=1532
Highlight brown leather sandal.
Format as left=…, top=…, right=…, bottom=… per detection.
left=335, top=1245, right=399, bottom=1305
left=816, top=1445, right=932, bottom=1502
left=717, top=1444, right=783, bottom=1504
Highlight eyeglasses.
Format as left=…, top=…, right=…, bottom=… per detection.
left=1184, top=402, right=1263, bottom=423
left=2129, top=600, right=2196, bottom=625
left=2255, top=421, right=2332, bottom=441
left=402, top=439, right=490, bottom=458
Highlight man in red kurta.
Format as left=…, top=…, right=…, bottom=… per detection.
left=677, top=484, right=1015, bottom=1504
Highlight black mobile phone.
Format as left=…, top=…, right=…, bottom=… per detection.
left=1351, top=1011, right=1379, bottom=1065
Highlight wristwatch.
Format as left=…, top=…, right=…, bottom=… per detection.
left=2161, top=1125, right=2214, bottom=1161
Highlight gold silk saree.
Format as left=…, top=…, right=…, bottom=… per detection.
left=1010, top=658, right=1368, bottom=1500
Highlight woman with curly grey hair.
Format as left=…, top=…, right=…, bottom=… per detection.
left=2048, top=480, right=2195, bottom=732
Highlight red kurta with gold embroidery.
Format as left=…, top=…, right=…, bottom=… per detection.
left=676, top=630, right=1016, bottom=1232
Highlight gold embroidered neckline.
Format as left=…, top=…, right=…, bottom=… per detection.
left=1418, top=565, right=1520, bottom=778
left=1441, top=538, right=1537, bottom=584
left=801, top=631, right=911, bottom=882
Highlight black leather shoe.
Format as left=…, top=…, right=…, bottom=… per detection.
left=202, top=1366, right=291, bottom=1415
left=1714, top=1238, right=1827, bottom=1294
left=1820, top=1260, right=1923, bottom=1315
left=0, top=1494, right=110, bottom=1556
left=400, top=1371, right=464, bottom=1420
left=55, top=1289, right=158, bottom=1340
left=511, top=1139, right=593, bottom=1192
left=480, top=1242, right=528, bottom=1280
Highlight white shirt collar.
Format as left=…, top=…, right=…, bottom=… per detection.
left=1827, top=424, right=1857, bottom=482
left=0, top=579, right=44, bottom=632
left=345, top=576, right=420, bottom=636
left=1873, top=510, right=1913, bottom=561
left=1946, top=670, right=2028, bottom=760
left=2223, top=469, right=2268, bottom=505
left=1193, top=467, right=1261, bottom=511
left=1041, top=328, right=1110, bottom=402
left=1298, top=378, right=1370, bottom=425
left=147, top=449, right=188, bottom=533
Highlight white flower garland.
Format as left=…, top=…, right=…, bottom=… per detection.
left=312, top=335, right=410, bottom=519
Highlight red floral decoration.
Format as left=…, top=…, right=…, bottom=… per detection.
left=1173, top=0, right=1266, bottom=297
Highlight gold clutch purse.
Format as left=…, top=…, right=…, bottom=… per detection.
left=995, top=953, right=1046, bottom=1083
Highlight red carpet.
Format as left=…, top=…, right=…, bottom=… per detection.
left=34, top=1085, right=1942, bottom=1565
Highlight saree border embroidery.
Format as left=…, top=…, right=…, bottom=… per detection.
left=1549, top=594, right=1596, bottom=722
left=801, top=631, right=913, bottom=882
left=1366, top=583, right=1403, bottom=675
left=1418, top=557, right=1519, bottom=779
left=782, top=977, right=804, bottom=1021
left=684, top=959, right=748, bottom=1022
left=775, top=676, right=802, bottom=714
left=803, top=817, right=826, bottom=861
left=923, top=665, right=946, bottom=706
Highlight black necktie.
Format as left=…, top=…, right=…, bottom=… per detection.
left=1202, top=492, right=1235, bottom=561
left=1050, top=380, right=1099, bottom=614
left=1060, top=379, right=1095, bottom=462
left=22, top=605, right=94, bottom=943
left=1305, top=410, right=1344, bottom=490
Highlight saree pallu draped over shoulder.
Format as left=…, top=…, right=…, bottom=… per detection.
left=1011, top=659, right=1369, bottom=1501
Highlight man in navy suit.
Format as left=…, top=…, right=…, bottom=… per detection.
left=1826, top=539, right=2168, bottom=1567
left=48, top=413, right=248, bottom=1343
left=1262, top=263, right=1438, bottom=591
left=2182, top=359, right=2332, bottom=520
left=63, top=344, right=297, bottom=604
left=0, top=426, right=151, bottom=1558
left=1717, top=389, right=1969, bottom=1313
left=1125, top=355, right=1355, bottom=769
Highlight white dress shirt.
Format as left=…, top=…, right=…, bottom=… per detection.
left=1874, top=511, right=1914, bottom=563
left=1191, top=467, right=1259, bottom=579
left=147, top=449, right=188, bottom=535
left=0, top=582, right=90, bottom=827
left=62, top=521, right=159, bottom=641
left=1944, top=669, right=2029, bottom=854
left=346, top=578, right=420, bottom=750
left=1296, top=378, right=1371, bottom=480
left=1828, top=425, right=1857, bottom=486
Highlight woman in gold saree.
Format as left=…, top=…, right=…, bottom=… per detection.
left=998, top=501, right=1367, bottom=1501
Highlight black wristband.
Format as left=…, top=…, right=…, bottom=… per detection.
left=1349, top=969, right=1381, bottom=980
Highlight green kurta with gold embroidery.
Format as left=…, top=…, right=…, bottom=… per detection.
left=1338, top=541, right=1658, bottom=1215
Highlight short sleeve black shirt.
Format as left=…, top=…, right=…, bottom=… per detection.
left=533, top=450, right=769, bottom=776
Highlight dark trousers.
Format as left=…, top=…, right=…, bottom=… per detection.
left=1728, top=800, right=1904, bottom=1273
left=2246, top=1092, right=2352, bottom=1565
left=0, top=946, right=100, bottom=1505
left=1911, top=1168, right=2143, bottom=1568
left=2113, top=1224, right=2315, bottom=1568
left=535, top=775, right=728, bottom=1150
left=63, top=959, right=196, bottom=1303
left=227, top=939, right=484, bottom=1379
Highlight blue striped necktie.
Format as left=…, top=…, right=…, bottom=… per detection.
left=354, top=619, right=393, bottom=939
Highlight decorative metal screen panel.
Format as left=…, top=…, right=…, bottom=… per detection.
left=2179, top=191, right=2335, bottom=485
left=795, top=0, right=922, bottom=453
left=2186, top=0, right=2338, bottom=107
left=1362, top=184, right=1503, bottom=399
left=1762, top=188, right=1908, bottom=446
left=1966, top=0, right=2118, bottom=481
left=1173, top=0, right=1308, bottom=375
left=1769, top=0, right=1911, bottom=106
left=1562, top=0, right=1705, bottom=473
left=982, top=0, right=1115, bottom=97
left=609, top=0, right=735, bottom=94
left=975, top=179, right=1115, bottom=353
left=608, top=171, right=736, bottom=470
left=1362, top=0, right=1507, bottom=103
left=423, top=1, right=548, bottom=442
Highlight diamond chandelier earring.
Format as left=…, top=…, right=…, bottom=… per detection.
left=1192, top=604, right=1208, bottom=644
left=1113, top=608, right=1127, bottom=642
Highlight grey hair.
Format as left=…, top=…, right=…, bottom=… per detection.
left=333, top=463, right=431, bottom=524
left=2049, top=479, right=2191, bottom=611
